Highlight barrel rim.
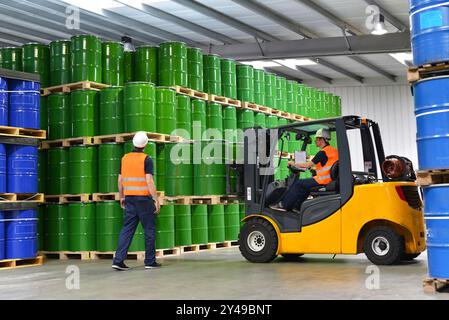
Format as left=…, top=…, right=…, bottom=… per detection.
left=125, top=81, right=156, bottom=86
left=71, top=34, right=102, bottom=40
left=101, top=85, right=124, bottom=90
left=236, top=64, right=254, bottom=69
left=135, top=45, right=159, bottom=49
left=71, top=88, right=99, bottom=93
left=99, top=142, right=121, bottom=145
left=155, top=86, right=177, bottom=93
left=415, top=75, right=449, bottom=84
left=22, top=42, right=49, bottom=48
left=204, top=53, right=221, bottom=58
left=50, top=39, right=71, bottom=44
left=48, top=92, right=69, bottom=96
left=0, top=46, right=22, bottom=50
left=102, top=41, right=124, bottom=46
left=159, top=41, right=187, bottom=46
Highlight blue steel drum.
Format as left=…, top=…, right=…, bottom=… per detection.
left=0, top=211, right=4, bottom=260
left=4, top=210, right=38, bottom=259
left=410, top=1, right=449, bottom=66
left=0, top=77, right=7, bottom=126
left=414, top=76, right=449, bottom=169
left=423, top=185, right=449, bottom=278
left=0, top=144, right=5, bottom=193
left=8, top=80, right=40, bottom=129
left=7, top=145, right=38, bottom=193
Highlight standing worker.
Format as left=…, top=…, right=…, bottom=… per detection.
left=112, top=131, right=161, bottom=271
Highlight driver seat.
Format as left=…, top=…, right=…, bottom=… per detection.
left=309, top=161, right=339, bottom=196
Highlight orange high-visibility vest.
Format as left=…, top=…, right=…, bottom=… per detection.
left=313, top=145, right=339, bottom=185
left=121, top=152, right=150, bottom=196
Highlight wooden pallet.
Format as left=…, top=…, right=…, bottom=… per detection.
left=209, top=95, right=242, bottom=108
left=0, top=193, right=44, bottom=202
left=207, top=241, right=239, bottom=250
left=408, top=62, right=449, bottom=83
left=170, top=86, right=208, bottom=100
left=291, top=114, right=308, bottom=122
left=163, top=195, right=240, bottom=205
left=423, top=278, right=449, bottom=293
left=242, top=102, right=271, bottom=114
left=0, top=126, right=46, bottom=139
left=45, top=194, right=93, bottom=203
left=41, top=81, right=109, bottom=96
left=90, top=251, right=146, bottom=261
left=156, top=247, right=181, bottom=258
left=93, top=131, right=183, bottom=145
left=41, top=136, right=94, bottom=149
left=40, top=251, right=91, bottom=260
left=416, top=169, right=449, bottom=186
left=93, top=193, right=121, bottom=202
left=0, top=256, right=44, bottom=270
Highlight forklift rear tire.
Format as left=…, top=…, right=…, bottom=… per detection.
left=281, top=254, right=304, bottom=261
left=363, top=226, right=404, bottom=265
left=239, top=218, right=278, bottom=263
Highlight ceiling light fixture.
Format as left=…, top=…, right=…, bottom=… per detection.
left=371, top=14, right=388, bottom=36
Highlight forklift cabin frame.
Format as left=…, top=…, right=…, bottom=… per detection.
left=242, top=116, right=387, bottom=233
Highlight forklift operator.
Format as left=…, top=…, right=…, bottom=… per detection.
left=271, top=128, right=339, bottom=212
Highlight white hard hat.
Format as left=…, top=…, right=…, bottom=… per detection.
left=133, top=131, right=148, bottom=148
left=316, top=128, right=331, bottom=140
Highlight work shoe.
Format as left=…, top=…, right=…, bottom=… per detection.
left=145, top=262, right=162, bottom=269
left=269, top=203, right=287, bottom=212
left=112, top=262, right=130, bottom=271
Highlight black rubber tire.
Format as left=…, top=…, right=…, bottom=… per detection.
left=363, top=226, right=404, bottom=265
left=239, top=218, right=278, bottom=263
left=401, top=253, right=421, bottom=261
left=281, top=254, right=304, bottom=261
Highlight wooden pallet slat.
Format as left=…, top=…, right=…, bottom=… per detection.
left=416, top=169, right=449, bottom=186
left=41, top=136, right=94, bottom=149
left=90, top=251, right=145, bottom=261
left=41, top=81, right=109, bottom=96
left=209, top=95, right=242, bottom=108
left=0, top=125, right=46, bottom=139
left=40, top=251, right=91, bottom=260
left=156, top=247, right=181, bottom=258
left=423, top=278, right=449, bottom=293
left=408, top=62, right=449, bottom=83
left=0, top=193, right=44, bottom=203
left=93, top=193, right=121, bottom=202
left=0, top=256, right=44, bottom=270
left=170, top=86, right=208, bottom=100
left=45, top=194, right=93, bottom=203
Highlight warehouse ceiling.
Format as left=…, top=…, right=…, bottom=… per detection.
left=0, top=0, right=412, bottom=85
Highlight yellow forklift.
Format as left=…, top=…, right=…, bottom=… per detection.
left=231, top=116, right=426, bottom=265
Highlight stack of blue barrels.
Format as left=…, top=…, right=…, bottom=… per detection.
left=0, top=74, right=40, bottom=261
left=410, top=0, right=449, bottom=280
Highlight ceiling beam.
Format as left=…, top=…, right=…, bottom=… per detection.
left=171, top=0, right=277, bottom=41
left=0, top=14, right=71, bottom=39
left=115, top=1, right=239, bottom=45
left=295, top=66, right=333, bottom=84
left=0, top=20, right=61, bottom=43
left=363, top=0, right=408, bottom=32
left=264, top=67, right=303, bottom=82
left=0, top=40, right=23, bottom=47
left=312, top=57, right=363, bottom=83
left=0, top=31, right=46, bottom=45
left=294, top=0, right=363, bottom=36
left=349, top=55, right=397, bottom=82
left=210, top=32, right=411, bottom=60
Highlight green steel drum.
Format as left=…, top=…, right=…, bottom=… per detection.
left=193, top=140, right=226, bottom=195
left=124, top=82, right=156, bottom=133
left=191, top=99, right=206, bottom=139
left=165, top=143, right=193, bottom=196
left=203, top=54, right=222, bottom=95
left=175, top=94, right=191, bottom=139
left=317, top=90, right=326, bottom=119
left=336, top=96, right=342, bottom=116
left=223, top=106, right=237, bottom=141
left=124, top=51, right=135, bottom=83
left=156, top=144, right=165, bottom=191
left=275, top=76, right=287, bottom=111
left=286, top=80, right=298, bottom=114
left=22, top=43, right=50, bottom=88
left=102, top=41, right=124, bottom=86
left=208, top=205, right=225, bottom=243
left=71, top=34, right=102, bottom=83
left=224, top=204, right=240, bottom=241
left=254, top=69, right=266, bottom=106
left=135, top=45, right=158, bottom=84
left=206, top=102, right=223, bottom=134
left=156, top=204, right=175, bottom=249
left=40, top=96, right=47, bottom=133
left=98, top=143, right=123, bottom=193
left=156, top=88, right=177, bottom=135
left=309, top=88, right=318, bottom=119
left=68, top=145, right=98, bottom=194
left=174, top=205, right=192, bottom=246
left=49, top=40, right=71, bottom=86
left=159, top=42, right=188, bottom=87
left=71, top=89, right=99, bottom=137
left=0, top=47, right=22, bottom=71
left=38, top=150, right=47, bottom=194
left=239, top=203, right=245, bottom=228
left=48, top=93, right=71, bottom=140
left=237, top=65, right=254, bottom=103
left=255, top=112, right=266, bottom=128
left=187, top=47, right=203, bottom=91
left=266, top=115, right=278, bottom=128
left=297, top=84, right=307, bottom=116
left=47, top=148, right=69, bottom=195
left=237, top=109, right=255, bottom=129
left=129, top=223, right=145, bottom=252
left=221, top=58, right=237, bottom=99
left=45, top=204, right=69, bottom=251
left=96, top=201, right=123, bottom=252
left=99, top=86, right=124, bottom=135
left=191, top=205, right=208, bottom=244
left=278, top=118, right=289, bottom=152
left=264, top=72, right=276, bottom=108
left=68, top=203, right=96, bottom=251
left=324, top=93, right=332, bottom=118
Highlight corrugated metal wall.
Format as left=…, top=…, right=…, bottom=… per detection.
left=319, top=84, right=417, bottom=171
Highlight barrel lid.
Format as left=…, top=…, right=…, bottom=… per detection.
left=205, top=53, right=221, bottom=58
left=126, top=81, right=156, bottom=86
left=102, top=85, right=124, bottom=90
left=50, top=39, right=71, bottom=44
left=0, top=46, right=22, bottom=50
left=221, top=58, right=236, bottom=62
left=23, top=42, right=49, bottom=47
left=159, top=41, right=187, bottom=46
left=187, top=47, right=202, bottom=51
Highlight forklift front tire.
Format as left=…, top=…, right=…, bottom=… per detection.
left=363, top=226, right=404, bottom=265
left=239, top=218, right=278, bottom=263
left=281, top=254, right=304, bottom=261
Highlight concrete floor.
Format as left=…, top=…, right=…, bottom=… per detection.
left=0, top=248, right=447, bottom=300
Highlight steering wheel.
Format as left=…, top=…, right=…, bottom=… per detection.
left=288, top=164, right=307, bottom=174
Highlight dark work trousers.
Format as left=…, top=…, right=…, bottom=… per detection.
left=281, top=178, right=320, bottom=211
left=113, top=196, right=156, bottom=266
